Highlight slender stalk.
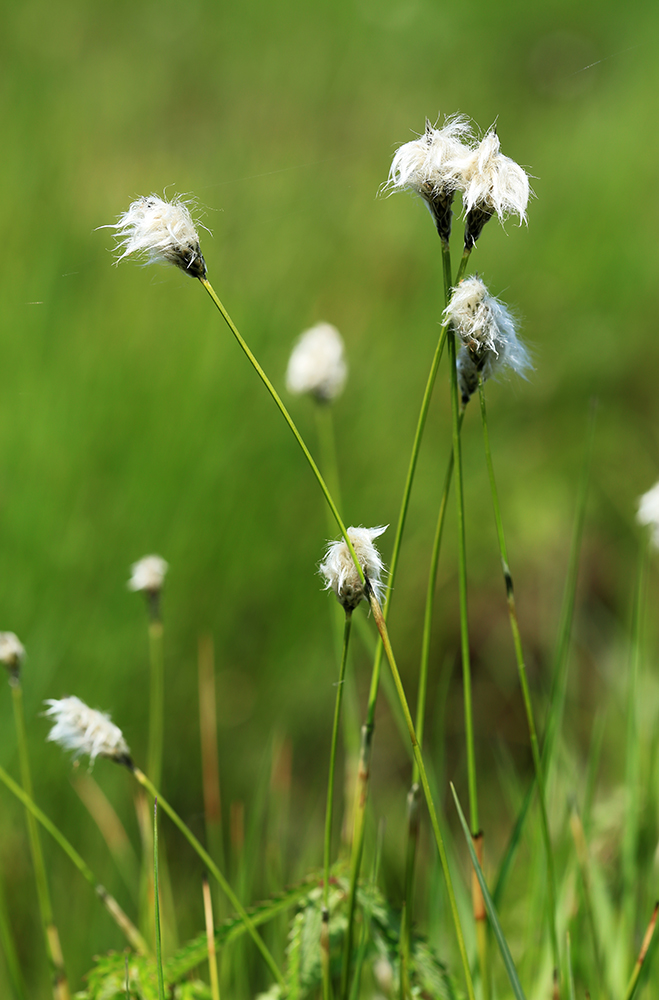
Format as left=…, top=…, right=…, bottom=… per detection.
left=130, top=765, right=284, bottom=987
left=0, top=861, right=28, bottom=1000
left=623, top=902, right=659, bottom=1000
left=0, top=762, right=147, bottom=954
left=367, top=591, right=475, bottom=1000
left=147, top=611, right=165, bottom=796
left=202, top=876, right=221, bottom=1000
left=315, top=402, right=343, bottom=518
left=200, top=277, right=362, bottom=578
left=323, top=612, right=352, bottom=1000
left=198, top=634, right=225, bottom=876
left=478, top=382, right=558, bottom=974
left=153, top=800, right=166, bottom=1000
left=10, top=680, right=70, bottom=1000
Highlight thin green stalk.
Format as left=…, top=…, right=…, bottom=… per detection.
left=623, top=902, right=658, bottom=1000
left=0, top=863, right=28, bottom=1000
left=622, top=538, right=648, bottom=944
left=322, top=611, right=352, bottom=1000
left=315, top=403, right=343, bottom=519
left=147, top=614, right=165, bottom=797
left=153, top=801, right=166, bottom=1000
left=367, top=592, right=475, bottom=1000
left=0, top=762, right=148, bottom=954
left=131, top=765, right=284, bottom=988
left=10, top=680, right=69, bottom=1000
left=478, top=383, right=558, bottom=974
left=200, top=277, right=362, bottom=578
left=202, top=876, right=221, bottom=1000
left=399, top=783, right=420, bottom=1000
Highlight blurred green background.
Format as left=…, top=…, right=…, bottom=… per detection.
left=1, top=0, right=659, bottom=992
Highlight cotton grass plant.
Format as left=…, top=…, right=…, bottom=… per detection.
left=1, top=114, right=658, bottom=1000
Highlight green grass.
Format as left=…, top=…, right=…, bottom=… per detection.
left=2, top=0, right=659, bottom=995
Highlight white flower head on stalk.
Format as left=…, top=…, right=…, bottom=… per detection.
left=319, top=526, right=387, bottom=612
left=128, top=555, right=168, bottom=594
left=637, top=481, right=659, bottom=548
left=387, top=116, right=474, bottom=241
left=107, top=194, right=207, bottom=278
left=0, top=632, right=25, bottom=679
left=286, top=323, right=348, bottom=403
left=455, top=130, right=530, bottom=247
left=44, top=696, right=132, bottom=768
left=444, top=276, right=531, bottom=406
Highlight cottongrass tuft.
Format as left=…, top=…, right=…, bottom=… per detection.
left=637, top=481, right=659, bottom=548
left=286, top=323, right=348, bottom=403
left=0, top=632, right=25, bottom=680
left=44, top=696, right=132, bottom=767
left=128, top=555, right=169, bottom=594
left=444, top=276, right=531, bottom=406
left=387, top=116, right=473, bottom=241
left=455, top=130, right=530, bottom=246
left=107, top=194, right=207, bottom=278
left=319, top=526, right=387, bottom=612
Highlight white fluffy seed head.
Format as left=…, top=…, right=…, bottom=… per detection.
left=286, top=323, right=348, bottom=403
left=107, top=195, right=207, bottom=278
left=0, top=632, right=25, bottom=674
left=637, top=482, right=659, bottom=548
left=319, top=526, right=387, bottom=612
left=44, top=696, right=131, bottom=767
left=128, top=555, right=168, bottom=594
left=387, top=116, right=473, bottom=198
left=445, top=276, right=531, bottom=405
left=457, top=131, right=530, bottom=226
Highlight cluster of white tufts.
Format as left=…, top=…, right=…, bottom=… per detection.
left=128, top=555, right=169, bottom=594
left=106, top=195, right=207, bottom=278
left=637, top=482, right=659, bottom=549
left=44, top=696, right=131, bottom=767
left=319, top=526, right=387, bottom=612
left=444, top=276, right=531, bottom=406
left=286, top=323, right=347, bottom=403
left=0, top=632, right=25, bottom=672
left=387, top=117, right=530, bottom=244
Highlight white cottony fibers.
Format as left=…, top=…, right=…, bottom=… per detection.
left=44, top=696, right=131, bottom=766
left=637, top=481, right=659, bottom=548
left=128, top=555, right=168, bottom=593
left=387, top=116, right=473, bottom=198
left=0, top=632, right=25, bottom=670
left=456, top=130, right=530, bottom=226
left=319, top=526, right=387, bottom=612
left=286, top=323, right=347, bottom=402
left=106, top=195, right=207, bottom=278
left=445, top=276, right=531, bottom=405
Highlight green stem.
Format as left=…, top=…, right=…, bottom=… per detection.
left=153, top=801, right=166, bottom=1000
left=367, top=592, right=475, bottom=1000
left=322, top=611, right=351, bottom=1000
left=315, top=403, right=343, bottom=520
left=0, top=851, right=28, bottom=1000
left=478, top=382, right=559, bottom=973
left=0, top=762, right=147, bottom=955
left=147, top=615, right=165, bottom=796
left=11, top=681, right=70, bottom=1000
left=131, top=766, right=284, bottom=988
left=200, top=277, right=362, bottom=581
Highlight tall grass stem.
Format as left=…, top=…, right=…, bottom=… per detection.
left=153, top=801, right=165, bottom=1000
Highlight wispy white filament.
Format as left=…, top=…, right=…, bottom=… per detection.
left=444, top=276, right=531, bottom=404
left=456, top=130, right=530, bottom=225
left=637, top=481, right=659, bottom=548
left=44, top=696, right=131, bottom=766
left=106, top=195, right=207, bottom=278
left=128, top=555, right=169, bottom=593
left=286, top=323, right=347, bottom=402
left=387, top=116, right=473, bottom=200
left=319, top=526, right=387, bottom=611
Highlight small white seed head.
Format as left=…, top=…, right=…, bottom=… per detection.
left=319, top=526, right=387, bottom=612
left=445, top=276, right=531, bottom=406
left=128, top=555, right=168, bottom=594
left=637, top=482, right=659, bottom=548
left=106, top=194, right=207, bottom=278
left=455, top=130, right=530, bottom=245
left=286, top=323, right=348, bottom=403
left=0, top=632, right=25, bottom=678
left=44, top=696, right=132, bottom=767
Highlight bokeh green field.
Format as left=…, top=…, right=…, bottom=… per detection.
left=2, top=0, right=659, bottom=994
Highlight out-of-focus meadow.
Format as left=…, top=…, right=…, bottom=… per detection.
left=2, top=0, right=659, bottom=993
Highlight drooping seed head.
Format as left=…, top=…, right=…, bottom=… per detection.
left=44, top=696, right=132, bottom=767
left=319, top=526, right=387, bottom=612
left=637, top=482, right=659, bottom=549
left=107, top=195, right=207, bottom=278
left=128, top=555, right=169, bottom=594
left=445, top=276, right=531, bottom=406
left=286, top=323, right=348, bottom=403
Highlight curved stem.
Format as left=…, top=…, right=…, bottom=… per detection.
left=131, top=766, right=284, bottom=988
